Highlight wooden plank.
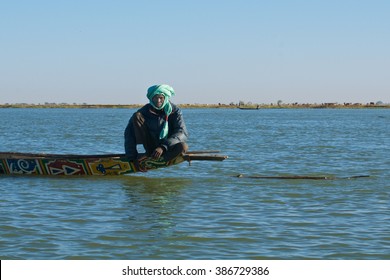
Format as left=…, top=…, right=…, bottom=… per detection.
left=183, top=154, right=228, bottom=161
left=236, top=174, right=370, bottom=180
left=0, top=150, right=222, bottom=160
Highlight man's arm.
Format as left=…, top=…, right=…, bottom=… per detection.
left=161, top=108, right=188, bottom=150
left=124, top=116, right=138, bottom=160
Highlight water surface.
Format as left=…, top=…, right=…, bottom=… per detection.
left=0, top=108, right=389, bottom=259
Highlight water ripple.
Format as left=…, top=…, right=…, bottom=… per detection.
left=0, top=108, right=389, bottom=259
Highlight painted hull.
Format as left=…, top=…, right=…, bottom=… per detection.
left=0, top=152, right=227, bottom=176
left=0, top=153, right=185, bottom=176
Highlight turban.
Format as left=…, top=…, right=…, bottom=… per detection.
left=146, top=84, right=175, bottom=139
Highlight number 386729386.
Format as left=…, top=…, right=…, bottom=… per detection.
left=215, top=266, right=270, bottom=276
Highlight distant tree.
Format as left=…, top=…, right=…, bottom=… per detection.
left=277, top=100, right=283, bottom=107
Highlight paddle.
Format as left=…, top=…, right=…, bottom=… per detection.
left=235, top=174, right=370, bottom=180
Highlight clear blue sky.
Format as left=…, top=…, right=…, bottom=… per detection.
left=1, top=0, right=389, bottom=105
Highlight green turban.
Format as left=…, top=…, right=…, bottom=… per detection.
left=146, top=84, right=175, bottom=139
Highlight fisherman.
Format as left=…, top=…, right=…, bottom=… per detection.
left=124, top=84, right=189, bottom=171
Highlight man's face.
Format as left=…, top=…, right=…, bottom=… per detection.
left=152, top=94, right=165, bottom=108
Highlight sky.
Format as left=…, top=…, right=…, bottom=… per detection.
left=0, top=0, right=389, bottom=105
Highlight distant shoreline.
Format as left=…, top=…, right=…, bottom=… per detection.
left=0, top=103, right=389, bottom=109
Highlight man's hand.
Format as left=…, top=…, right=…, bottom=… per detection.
left=152, top=147, right=165, bottom=159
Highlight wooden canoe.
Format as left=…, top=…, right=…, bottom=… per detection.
left=0, top=151, right=227, bottom=176
left=238, top=106, right=260, bottom=110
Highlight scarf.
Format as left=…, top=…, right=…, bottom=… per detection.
left=146, top=84, right=175, bottom=139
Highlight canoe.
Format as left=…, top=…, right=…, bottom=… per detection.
left=238, top=107, right=259, bottom=110
left=0, top=151, right=227, bottom=176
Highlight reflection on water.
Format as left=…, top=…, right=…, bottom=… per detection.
left=122, top=178, right=189, bottom=231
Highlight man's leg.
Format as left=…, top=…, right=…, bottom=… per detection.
left=163, top=142, right=188, bottom=161
left=132, top=112, right=157, bottom=156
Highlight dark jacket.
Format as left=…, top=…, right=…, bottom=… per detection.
left=124, top=103, right=188, bottom=159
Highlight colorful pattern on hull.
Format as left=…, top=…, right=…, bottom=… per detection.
left=0, top=155, right=185, bottom=176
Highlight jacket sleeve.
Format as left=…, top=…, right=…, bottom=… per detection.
left=161, top=107, right=188, bottom=150
left=124, top=116, right=138, bottom=160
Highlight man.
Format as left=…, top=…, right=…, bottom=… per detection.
left=124, top=84, right=188, bottom=171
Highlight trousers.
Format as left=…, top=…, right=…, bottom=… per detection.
left=132, top=112, right=188, bottom=161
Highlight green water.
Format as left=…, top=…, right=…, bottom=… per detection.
left=0, top=108, right=389, bottom=259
